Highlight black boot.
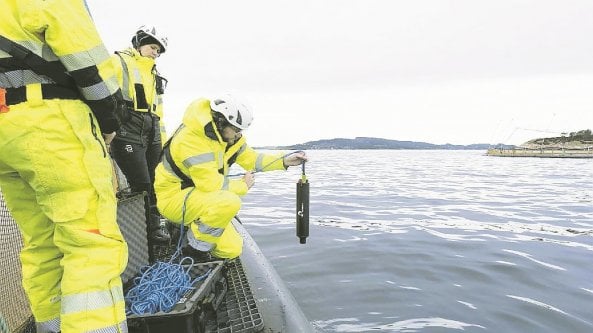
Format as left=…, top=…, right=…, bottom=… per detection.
left=148, top=215, right=171, bottom=243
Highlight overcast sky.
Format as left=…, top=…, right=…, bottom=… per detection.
left=89, top=0, right=593, bottom=146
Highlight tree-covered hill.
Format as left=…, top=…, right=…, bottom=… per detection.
left=524, top=129, right=593, bottom=147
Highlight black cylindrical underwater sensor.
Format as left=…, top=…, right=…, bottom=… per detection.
left=296, top=175, right=309, bottom=244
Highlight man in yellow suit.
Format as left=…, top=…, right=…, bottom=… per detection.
left=0, top=1, right=128, bottom=332
left=155, top=96, right=307, bottom=260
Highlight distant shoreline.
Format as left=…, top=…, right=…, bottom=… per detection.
left=255, top=135, right=593, bottom=151
left=257, top=137, right=504, bottom=150
left=257, top=147, right=491, bottom=151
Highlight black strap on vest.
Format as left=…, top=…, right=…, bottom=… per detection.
left=4, top=84, right=79, bottom=105
left=163, top=144, right=195, bottom=190
left=160, top=125, right=195, bottom=189
left=0, top=35, right=76, bottom=88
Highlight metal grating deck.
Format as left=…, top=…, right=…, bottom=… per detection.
left=214, top=259, right=264, bottom=333
left=152, top=243, right=265, bottom=333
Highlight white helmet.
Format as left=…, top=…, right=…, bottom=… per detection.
left=132, top=25, right=168, bottom=53
left=210, top=95, right=254, bottom=130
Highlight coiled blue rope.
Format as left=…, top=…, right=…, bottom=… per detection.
left=125, top=188, right=211, bottom=315
left=125, top=257, right=210, bottom=314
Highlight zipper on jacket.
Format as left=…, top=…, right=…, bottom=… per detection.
left=89, top=113, right=107, bottom=157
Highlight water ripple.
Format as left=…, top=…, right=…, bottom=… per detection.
left=506, top=295, right=593, bottom=326
left=502, top=249, right=566, bottom=271
left=314, top=317, right=486, bottom=332
left=314, top=217, right=593, bottom=251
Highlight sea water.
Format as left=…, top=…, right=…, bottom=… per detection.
left=240, top=150, right=593, bottom=333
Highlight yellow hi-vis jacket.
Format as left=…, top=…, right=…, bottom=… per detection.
left=154, top=98, right=287, bottom=258
left=111, top=48, right=166, bottom=144
left=155, top=98, right=286, bottom=197
left=0, top=0, right=122, bottom=134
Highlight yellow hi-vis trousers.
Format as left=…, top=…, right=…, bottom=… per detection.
left=0, top=98, right=128, bottom=333
left=157, top=187, right=243, bottom=259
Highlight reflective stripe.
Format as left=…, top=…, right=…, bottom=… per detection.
left=40, top=44, right=59, bottom=62
left=0, top=40, right=58, bottom=61
left=237, top=144, right=247, bottom=155
left=0, top=69, right=54, bottom=88
left=218, top=152, right=224, bottom=169
left=183, top=152, right=215, bottom=168
left=36, top=317, right=60, bottom=333
left=79, top=78, right=116, bottom=101
left=61, top=285, right=124, bottom=314
left=187, top=230, right=215, bottom=251
left=59, top=45, right=110, bottom=72
left=221, top=177, right=229, bottom=190
left=86, top=320, right=128, bottom=333
left=14, top=40, right=41, bottom=55
left=116, top=53, right=132, bottom=102
left=255, top=154, right=265, bottom=172
left=160, top=125, right=166, bottom=133
left=162, top=153, right=178, bottom=177
left=103, top=75, right=121, bottom=97
left=24, top=40, right=58, bottom=61
left=196, top=220, right=224, bottom=237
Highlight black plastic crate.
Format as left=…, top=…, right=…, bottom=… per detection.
left=127, top=261, right=227, bottom=333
